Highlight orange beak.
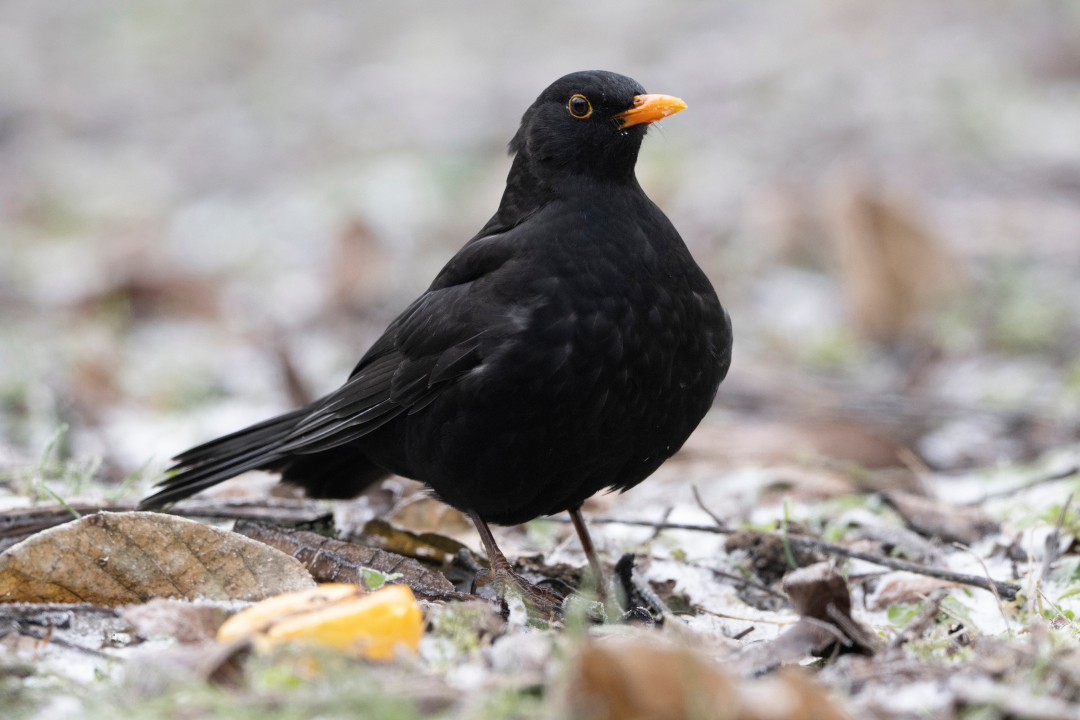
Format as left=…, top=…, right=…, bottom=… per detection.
left=615, top=94, right=688, bottom=128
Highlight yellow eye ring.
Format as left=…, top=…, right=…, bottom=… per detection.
left=568, top=94, right=593, bottom=119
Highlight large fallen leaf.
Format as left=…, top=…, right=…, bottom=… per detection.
left=0, top=511, right=315, bottom=606
left=218, top=583, right=423, bottom=660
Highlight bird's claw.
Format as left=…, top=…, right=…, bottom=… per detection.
left=474, top=557, right=563, bottom=615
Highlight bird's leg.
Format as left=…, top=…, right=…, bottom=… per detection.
left=469, top=511, right=562, bottom=612
left=569, top=506, right=607, bottom=600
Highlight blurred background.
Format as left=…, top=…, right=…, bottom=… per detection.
left=2, top=0, right=1080, bottom=490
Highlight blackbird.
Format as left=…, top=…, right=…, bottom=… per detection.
left=140, top=70, right=732, bottom=608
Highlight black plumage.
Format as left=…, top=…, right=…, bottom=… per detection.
left=141, top=70, right=732, bottom=604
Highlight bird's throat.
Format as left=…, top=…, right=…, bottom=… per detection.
left=485, top=149, right=641, bottom=238
left=483, top=151, right=558, bottom=235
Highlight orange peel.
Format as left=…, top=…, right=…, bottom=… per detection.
left=218, top=583, right=423, bottom=660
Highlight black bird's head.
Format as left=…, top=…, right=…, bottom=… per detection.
left=509, top=70, right=686, bottom=186
left=482, top=70, right=686, bottom=234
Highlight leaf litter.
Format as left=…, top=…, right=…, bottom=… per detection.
left=1, top=443, right=1075, bottom=720
left=6, top=1, right=1080, bottom=713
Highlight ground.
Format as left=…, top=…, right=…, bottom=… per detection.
left=3, top=0, right=1080, bottom=718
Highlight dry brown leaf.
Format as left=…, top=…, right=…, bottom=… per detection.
left=739, top=563, right=877, bottom=675
left=565, top=638, right=848, bottom=720
left=389, top=497, right=476, bottom=542
left=784, top=563, right=878, bottom=655
left=0, top=511, right=314, bottom=606
left=868, top=572, right=958, bottom=611
left=234, top=520, right=456, bottom=599
left=783, top=563, right=852, bottom=621
left=359, top=518, right=485, bottom=568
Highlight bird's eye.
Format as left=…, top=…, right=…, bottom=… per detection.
left=568, top=94, right=593, bottom=119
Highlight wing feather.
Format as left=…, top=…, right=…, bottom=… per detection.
left=141, top=230, right=520, bottom=509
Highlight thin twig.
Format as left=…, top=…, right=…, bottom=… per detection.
left=709, top=566, right=790, bottom=602
left=695, top=606, right=799, bottom=625
left=962, top=465, right=1080, bottom=506
left=647, top=506, right=675, bottom=543
left=790, top=535, right=1020, bottom=600
left=732, top=626, right=755, bottom=640
left=550, top=515, right=1021, bottom=599
left=692, top=485, right=731, bottom=530
left=549, top=517, right=732, bottom=533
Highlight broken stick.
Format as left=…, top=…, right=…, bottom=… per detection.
left=552, top=515, right=1021, bottom=600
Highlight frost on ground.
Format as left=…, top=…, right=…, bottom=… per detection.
left=3, top=432, right=1080, bottom=719
left=4, top=0, right=1080, bottom=717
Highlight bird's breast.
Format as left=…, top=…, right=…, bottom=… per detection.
left=403, top=196, right=730, bottom=521
left=477, top=228, right=724, bottom=422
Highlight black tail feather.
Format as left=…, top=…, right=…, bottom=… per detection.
left=139, top=405, right=388, bottom=510
left=170, top=405, right=312, bottom=465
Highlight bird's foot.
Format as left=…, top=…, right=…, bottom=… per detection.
left=474, top=554, right=563, bottom=616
